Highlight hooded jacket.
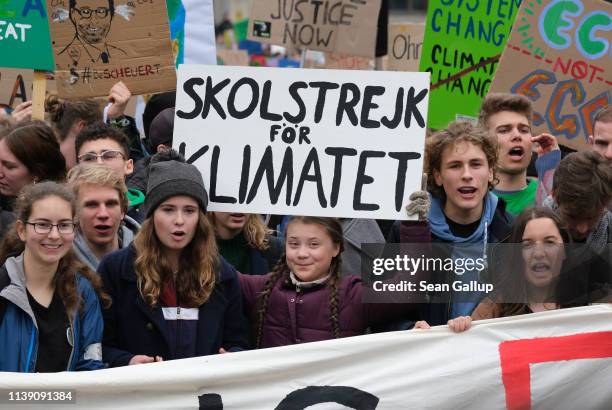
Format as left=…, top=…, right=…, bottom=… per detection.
left=0, top=254, right=104, bottom=372
left=398, top=193, right=514, bottom=325
left=73, top=215, right=140, bottom=272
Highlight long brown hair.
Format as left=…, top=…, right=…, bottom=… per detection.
left=134, top=208, right=219, bottom=308
left=2, top=121, right=67, bottom=184
left=208, top=213, right=272, bottom=251
left=490, top=207, right=570, bottom=317
left=255, top=216, right=344, bottom=348
left=0, top=182, right=110, bottom=313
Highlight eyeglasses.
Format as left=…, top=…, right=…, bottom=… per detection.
left=78, top=150, right=125, bottom=163
left=73, top=7, right=110, bottom=19
left=26, top=221, right=76, bottom=235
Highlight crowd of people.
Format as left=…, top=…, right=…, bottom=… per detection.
left=0, top=81, right=610, bottom=373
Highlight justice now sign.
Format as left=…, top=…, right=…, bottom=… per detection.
left=1, top=305, right=611, bottom=408
left=173, top=64, right=430, bottom=220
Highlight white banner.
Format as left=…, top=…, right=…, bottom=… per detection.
left=1, top=305, right=611, bottom=409
left=173, top=65, right=430, bottom=220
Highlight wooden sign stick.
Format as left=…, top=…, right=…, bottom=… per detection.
left=31, top=70, right=47, bottom=120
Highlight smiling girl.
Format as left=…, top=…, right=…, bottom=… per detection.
left=0, top=182, right=109, bottom=372
left=98, top=160, right=248, bottom=367
left=240, top=216, right=415, bottom=348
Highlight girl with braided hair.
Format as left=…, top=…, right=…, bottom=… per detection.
left=240, top=216, right=415, bottom=349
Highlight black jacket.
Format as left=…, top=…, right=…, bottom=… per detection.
left=99, top=245, right=248, bottom=367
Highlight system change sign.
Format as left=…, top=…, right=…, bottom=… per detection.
left=173, top=65, right=430, bottom=220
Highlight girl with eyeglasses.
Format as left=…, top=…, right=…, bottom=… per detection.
left=0, top=182, right=110, bottom=372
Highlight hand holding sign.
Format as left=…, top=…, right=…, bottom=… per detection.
left=128, top=355, right=164, bottom=365
left=405, top=173, right=430, bottom=221
left=107, top=81, right=131, bottom=120
left=11, top=100, right=32, bottom=123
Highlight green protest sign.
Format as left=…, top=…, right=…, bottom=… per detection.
left=419, top=0, right=521, bottom=129
left=0, top=0, right=54, bottom=71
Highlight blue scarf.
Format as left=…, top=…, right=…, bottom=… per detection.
left=428, top=192, right=499, bottom=318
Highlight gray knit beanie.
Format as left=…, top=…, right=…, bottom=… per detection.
left=145, top=160, right=208, bottom=217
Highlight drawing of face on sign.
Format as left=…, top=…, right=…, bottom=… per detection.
left=71, top=0, right=113, bottom=44
left=56, top=0, right=130, bottom=65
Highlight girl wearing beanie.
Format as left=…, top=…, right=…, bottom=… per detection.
left=98, top=161, right=248, bottom=367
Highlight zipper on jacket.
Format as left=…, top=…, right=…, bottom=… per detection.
left=24, top=327, right=36, bottom=372
left=175, top=293, right=180, bottom=360
left=66, top=313, right=76, bottom=371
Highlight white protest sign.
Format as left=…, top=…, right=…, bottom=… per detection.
left=173, top=65, right=430, bottom=220
left=1, top=306, right=611, bottom=409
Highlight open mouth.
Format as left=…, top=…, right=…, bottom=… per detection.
left=530, top=262, right=550, bottom=273
left=171, top=231, right=186, bottom=241
left=94, top=224, right=113, bottom=235
left=457, top=187, right=477, bottom=198
left=508, top=146, right=525, bottom=160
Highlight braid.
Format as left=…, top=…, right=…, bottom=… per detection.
left=255, top=256, right=288, bottom=348
left=328, top=255, right=342, bottom=339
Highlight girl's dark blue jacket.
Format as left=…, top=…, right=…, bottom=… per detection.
left=98, top=245, right=248, bottom=367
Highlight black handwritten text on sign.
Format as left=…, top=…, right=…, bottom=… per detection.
left=248, top=0, right=382, bottom=58
left=174, top=65, right=430, bottom=220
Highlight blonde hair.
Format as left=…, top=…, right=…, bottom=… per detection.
left=66, top=164, right=129, bottom=213
left=208, top=213, right=271, bottom=251
left=134, top=209, right=219, bottom=307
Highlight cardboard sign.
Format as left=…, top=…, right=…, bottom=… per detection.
left=489, top=0, right=612, bottom=151
left=0, top=0, right=54, bottom=71
left=324, top=52, right=374, bottom=70
left=419, top=0, right=520, bottom=130
left=387, top=23, right=424, bottom=72
left=247, top=0, right=382, bottom=58
left=174, top=65, right=430, bottom=220
left=47, top=0, right=176, bottom=98
left=0, top=67, right=32, bottom=110
left=217, top=49, right=250, bottom=66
